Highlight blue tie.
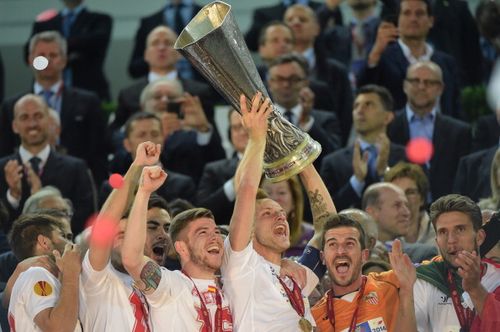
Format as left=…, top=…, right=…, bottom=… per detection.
left=62, top=11, right=75, bottom=37
left=173, top=4, right=184, bottom=34
left=284, top=109, right=293, bottom=123
left=42, top=90, right=54, bottom=108
left=366, top=145, right=378, bottom=178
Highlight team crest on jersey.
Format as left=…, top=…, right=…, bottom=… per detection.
left=363, top=291, right=379, bottom=305
left=33, top=280, right=53, bottom=296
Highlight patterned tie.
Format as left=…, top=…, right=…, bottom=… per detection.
left=365, top=145, right=378, bottom=179
left=41, top=90, right=54, bottom=108
left=62, top=11, right=75, bottom=38
left=29, top=156, right=41, bottom=176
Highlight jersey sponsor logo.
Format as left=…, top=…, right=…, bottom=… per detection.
left=363, top=291, right=379, bottom=305
left=438, top=295, right=452, bottom=306
left=341, top=317, right=387, bottom=332
left=33, top=280, right=53, bottom=296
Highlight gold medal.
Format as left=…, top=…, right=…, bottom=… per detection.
left=298, top=317, right=313, bottom=332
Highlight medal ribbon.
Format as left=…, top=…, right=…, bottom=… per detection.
left=182, top=270, right=224, bottom=332
left=276, top=275, right=306, bottom=318
left=446, top=270, right=474, bottom=332
left=327, top=275, right=367, bottom=332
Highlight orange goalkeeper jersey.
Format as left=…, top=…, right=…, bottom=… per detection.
left=312, top=271, right=400, bottom=332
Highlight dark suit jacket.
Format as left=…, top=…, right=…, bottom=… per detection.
left=128, top=3, right=203, bottom=79
left=0, top=149, right=96, bottom=235
left=388, top=110, right=472, bottom=199
left=0, top=52, right=3, bottom=104
left=101, top=152, right=196, bottom=207
left=472, top=113, right=500, bottom=152
left=26, top=9, right=113, bottom=101
left=320, top=143, right=407, bottom=210
left=453, top=146, right=497, bottom=202
left=244, top=1, right=323, bottom=51
left=428, top=0, right=483, bottom=87
left=307, top=109, right=342, bottom=167
left=112, top=76, right=217, bottom=130
left=311, top=54, right=353, bottom=144
left=162, top=129, right=225, bottom=185
left=196, top=156, right=239, bottom=225
left=0, top=88, right=109, bottom=185
left=358, top=43, right=462, bottom=119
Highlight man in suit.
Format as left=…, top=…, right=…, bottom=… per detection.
left=320, top=84, right=406, bottom=210
left=257, top=20, right=336, bottom=114
left=103, top=111, right=196, bottom=206
left=244, top=0, right=323, bottom=52
left=362, top=182, right=437, bottom=263
left=473, top=112, right=500, bottom=152
left=453, top=146, right=497, bottom=203
left=0, top=94, right=95, bottom=236
left=196, top=109, right=246, bottom=225
left=128, top=0, right=202, bottom=79
left=267, top=53, right=342, bottom=167
left=284, top=4, right=353, bottom=143
left=0, top=31, right=108, bottom=185
left=112, top=25, right=216, bottom=132
left=387, top=61, right=472, bottom=200
left=140, top=79, right=225, bottom=184
left=359, top=0, right=462, bottom=118
left=26, top=0, right=112, bottom=101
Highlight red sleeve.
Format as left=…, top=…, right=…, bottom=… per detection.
left=471, top=286, right=500, bottom=332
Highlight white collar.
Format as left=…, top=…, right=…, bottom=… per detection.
left=34, top=81, right=63, bottom=95
left=398, top=39, right=433, bottom=64
left=148, top=71, right=178, bottom=82
left=274, top=103, right=302, bottom=124
left=19, top=144, right=51, bottom=166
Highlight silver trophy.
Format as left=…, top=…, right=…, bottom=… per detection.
left=174, top=1, right=321, bottom=182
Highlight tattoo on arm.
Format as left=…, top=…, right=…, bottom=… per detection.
left=309, top=189, right=329, bottom=222
left=138, top=261, right=161, bottom=292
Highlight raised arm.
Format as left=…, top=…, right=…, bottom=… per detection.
left=89, top=141, right=161, bottom=271
left=229, top=92, right=271, bottom=252
left=121, top=166, right=167, bottom=294
left=299, top=164, right=336, bottom=249
left=34, top=244, right=81, bottom=332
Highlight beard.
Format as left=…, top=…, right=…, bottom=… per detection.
left=188, top=246, right=220, bottom=272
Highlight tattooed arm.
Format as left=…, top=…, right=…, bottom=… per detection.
left=299, top=164, right=336, bottom=250
left=122, top=166, right=167, bottom=294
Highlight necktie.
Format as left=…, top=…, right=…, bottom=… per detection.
left=42, top=90, right=54, bottom=108
left=365, top=145, right=378, bottom=178
left=174, top=4, right=184, bottom=35
left=62, top=11, right=75, bottom=38
left=29, top=156, right=41, bottom=176
left=284, top=109, right=294, bottom=123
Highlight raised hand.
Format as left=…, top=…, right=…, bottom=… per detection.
left=54, top=243, right=81, bottom=279
left=389, top=239, right=416, bottom=292
left=456, top=250, right=483, bottom=293
left=133, top=141, right=161, bottom=167
left=353, top=139, right=368, bottom=182
left=180, top=92, right=210, bottom=132
left=139, top=166, right=168, bottom=194
left=240, top=92, right=272, bottom=141
left=368, top=22, right=399, bottom=66
left=4, top=159, right=23, bottom=200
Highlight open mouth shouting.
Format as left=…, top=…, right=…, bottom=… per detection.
left=206, top=243, right=222, bottom=256
left=151, top=241, right=167, bottom=263
left=333, top=258, right=352, bottom=277
left=273, top=223, right=288, bottom=239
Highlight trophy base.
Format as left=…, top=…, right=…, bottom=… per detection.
left=263, top=134, right=322, bottom=183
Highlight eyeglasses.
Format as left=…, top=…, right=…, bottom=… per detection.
left=405, top=77, right=442, bottom=88
left=269, top=75, right=305, bottom=85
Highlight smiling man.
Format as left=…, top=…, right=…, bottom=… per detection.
left=311, top=214, right=417, bottom=332
left=121, top=166, right=233, bottom=331
left=414, top=194, right=500, bottom=331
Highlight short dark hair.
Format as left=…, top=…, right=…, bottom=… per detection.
left=268, top=53, right=310, bottom=77
left=398, top=0, right=433, bottom=17
left=169, top=208, right=214, bottom=243
left=9, top=213, right=66, bottom=260
left=258, top=20, right=294, bottom=46
left=320, top=213, right=367, bottom=250
left=166, top=198, right=195, bottom=218
left=356, top=84, right=394, bottom=112
left=384, top=162, right=429, bottom=206
left=148, top=193, right=169, bottom=211
left=429, top=194, right=482, bottom=231
left=124, top=112, right=161, bottom=138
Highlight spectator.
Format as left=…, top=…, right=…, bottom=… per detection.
left=478, top=149, right=500, bottom=210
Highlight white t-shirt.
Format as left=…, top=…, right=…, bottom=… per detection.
left=8, top=266, right=82, bottom=332
left=79, top=250, right=151, bottom=331
left=146, top=268, right=233, bottom=331
left=414, top=262, right=500, bottom=332
left=221, top=238, right=319, bottom=332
